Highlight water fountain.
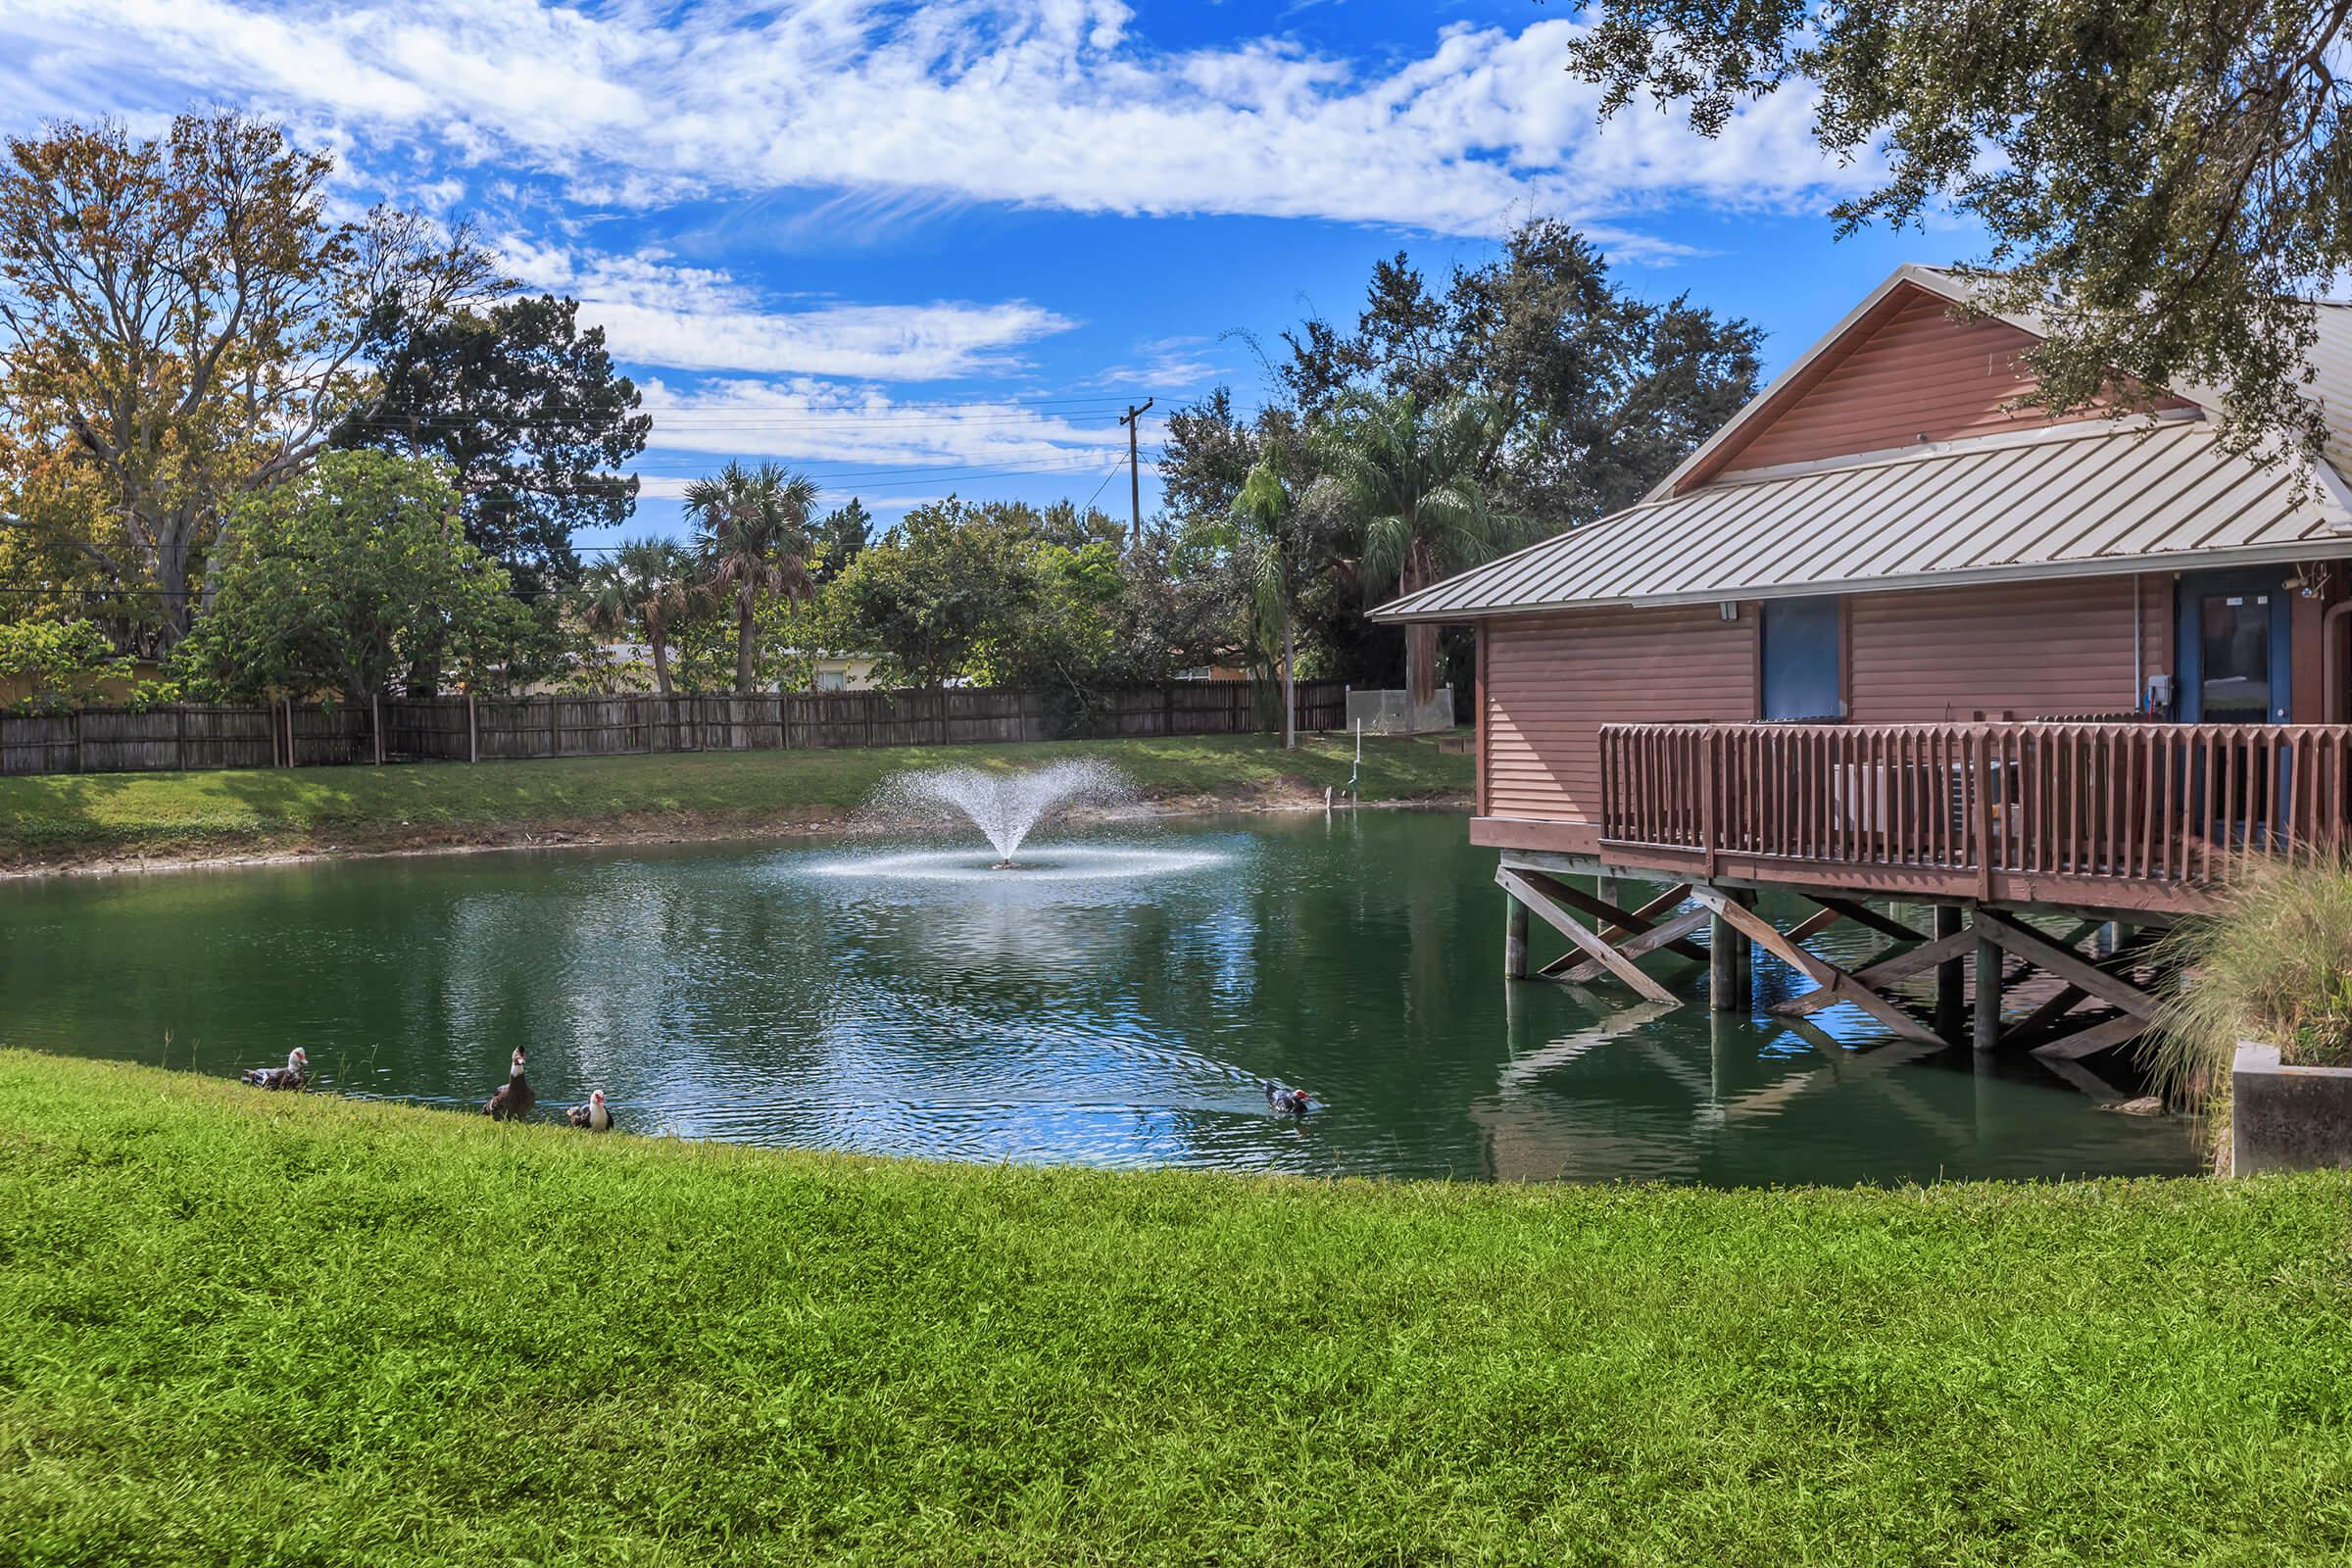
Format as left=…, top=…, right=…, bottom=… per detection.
left=876, top=759, right=1130, bottom=867
left=809, top=760, right=1227, bottom=884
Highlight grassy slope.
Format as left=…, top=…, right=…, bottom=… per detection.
left=0, top=733, right=1469, bottom=868
left=1, top=1054, right=2347, bottom=1567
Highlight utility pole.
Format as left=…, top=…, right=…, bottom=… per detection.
left=1118, top=398, right=1153, bottom=547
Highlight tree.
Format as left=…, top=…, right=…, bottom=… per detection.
left=1315, top=393, right=1527, bottom=707
left=170, top=450, right=520, bottom=704
left=682, top=461, right=820, bottom=694
left=1154, top=226, right=1757, bottom=701
left=579, top=538, right=700, bottom=698
left=333, top=294, right=650, bottom=597
left=817, top=498, right=1041, bottom=691
left=1101, top=530, right=1242, bottom=688
left=1218, top=444, right=1312, bottom=749
left=1158, top=388, right=1298, bottom=528
left=1280, top=220, right=1760, bottom=524
left=0, top=618, right=131, bottom=710
left=1568, top=0, right=2351, bottom=462
left=810, top=497, right=873, bottom=585
left=0, top=113, right=498, bottom=645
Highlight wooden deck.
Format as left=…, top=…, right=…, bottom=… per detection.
left=1493, top=720, right=2351, bottom=916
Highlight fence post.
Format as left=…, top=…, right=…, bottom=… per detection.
left=548, top=698, right=560, bottom=759
left=285, top=699, right=298, bottom=767
left=467, top=694, right=479, bottom=763
left=174, top=705, right=187, bottom=770
left=372, top=695, right=384, bottom=766
left=73, top=708, right=84, bottom=774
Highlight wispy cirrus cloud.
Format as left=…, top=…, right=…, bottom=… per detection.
left=0, top=1, right=1871, bottom=243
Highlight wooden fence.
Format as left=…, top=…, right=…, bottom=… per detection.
left=1, top=680, right=1351, bottom=777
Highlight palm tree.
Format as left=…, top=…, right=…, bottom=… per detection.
left=580, top=538, right=698, bottom=697
left=1317, top=392, right=1526, bottom=709
left=1228, top=446, right=1307, bottom=751
left=682, top=461, right=821, bottom=694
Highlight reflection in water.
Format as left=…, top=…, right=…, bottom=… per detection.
left=0, top=812, right=2201, bottom=1184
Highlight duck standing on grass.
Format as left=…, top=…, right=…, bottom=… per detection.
left=1265, top=1083, right=1310, bottom=1118
left=484, top=1048, right=534, bottom=1121
left=240, top=1047, right=309, bottom=1092
left=566, top=1089, right=614, bottom=1132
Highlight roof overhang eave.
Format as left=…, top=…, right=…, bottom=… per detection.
left=1371, top=537, right=2352, bottom=624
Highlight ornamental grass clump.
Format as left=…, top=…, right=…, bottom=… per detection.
left=2146, top=855, right=2352, bottom=1132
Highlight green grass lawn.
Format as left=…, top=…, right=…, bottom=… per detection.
left=1, top=1053, right=2347, bottom=1566
left=0, top=733, right=1470, bottom=869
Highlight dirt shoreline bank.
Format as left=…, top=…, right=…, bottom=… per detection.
left=0, top=786, right=1475, bottom=882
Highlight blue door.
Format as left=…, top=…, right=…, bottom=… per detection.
left=2175, top=569, right=2292, bottom=723
left=1761, top=597, right=1843, bottom=720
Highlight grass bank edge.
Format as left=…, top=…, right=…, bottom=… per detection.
left=4, top=1049, right=2351, bottom=1567
left=0, top=731, right=1472, bottom=869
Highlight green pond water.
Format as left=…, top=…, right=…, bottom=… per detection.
left=0, top=809, right=2202, bottom=1183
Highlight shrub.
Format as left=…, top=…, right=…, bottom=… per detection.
left=0, top=618, right=131, bottom=710
left=2146, top=855, right=2352, bottom=1138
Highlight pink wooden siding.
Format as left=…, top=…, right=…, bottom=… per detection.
left=1484, top=606, right=1757, bottom=822
left=1847, top=577, right=2169, bottom=723
left=1481, top=580, right=2173, bottom=824
left=1716, top=287, right=2084, bottom=477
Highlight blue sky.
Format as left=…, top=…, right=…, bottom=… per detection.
left=0, top=0, right=1977, bottom=550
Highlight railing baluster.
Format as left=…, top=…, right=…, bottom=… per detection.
left=1591, top=719, right=2352, bottom=891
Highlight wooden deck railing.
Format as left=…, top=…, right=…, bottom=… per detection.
left=1598, top=721, right=2352, bottom=892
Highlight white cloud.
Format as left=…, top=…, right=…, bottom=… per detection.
left=0, top=1, right=1874, bottom=241
left=631, top=377, right=1132, bottom=469
left=1088, top=336, right=1220, bottom=391
left=496, top=242, right=1072, bottom=379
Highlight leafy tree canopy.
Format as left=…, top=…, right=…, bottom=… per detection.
left=683, top=460, right=821, bottom=694
left=0, top=618, right=131, bottom=710
left=1279, top=218, right=1760, bottom=524
left=170, top=450, right=524, bottom=704
left=810, top=497, right=874, bottom=586
left=333, top=294, right=649, bottom=596
left=815, top=497, right=1128, bottom=695
left=1567, top=0, right=2352, bottom=460
left=0, top=113, right=498, bottom=644
left=579, top=538, right=701, bottom=697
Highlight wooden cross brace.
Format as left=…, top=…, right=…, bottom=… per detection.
left=1970, top=908, right=2163, bottom=1061
left=1496, top=867, right=1683, bottom=1005
left=1690, top=888, right=1945, bottom=1046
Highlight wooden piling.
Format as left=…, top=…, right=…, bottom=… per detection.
left=1935, top=905, right=1966, bottom=1042
left=1974, top=919, right=2003, bottom=1052
left=1503, top=892, right=1529, bottom=979
left=1709, top=907, right=1740, bottom=1011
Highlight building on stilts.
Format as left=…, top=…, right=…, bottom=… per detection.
left=1374, top=265, right=2352, bottom=1089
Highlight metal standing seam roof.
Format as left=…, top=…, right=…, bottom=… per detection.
left=1373, top=416, right=2352, bottom=622
left=2311, top=302, right=2352, bottom=479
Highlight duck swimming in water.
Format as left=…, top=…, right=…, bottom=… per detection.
left=1264, top=1083, right=1310, bottom=1117
left=240, top=1047, right=309, bottom=1092
left=565, top=1089, right=614, bottom=1132
left=484, top=1048, right=534, bottom=1121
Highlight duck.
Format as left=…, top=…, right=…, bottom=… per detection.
left=1264, top=1083, right=1310, bottom=1118
left=484, top=1047, right=534, bottom=1121
left=565, top=1089, right=614, bottom=1132
left=240, top=1047, right=309, bottom=1092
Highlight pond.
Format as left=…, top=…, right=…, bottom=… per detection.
left=0, top=809, right=2202, bottom=1184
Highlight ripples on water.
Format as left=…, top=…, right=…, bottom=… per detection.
left=0, top=812, right=2202, bottom=1184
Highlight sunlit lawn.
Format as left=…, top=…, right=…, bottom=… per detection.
left=0, top=732, right=1470, bottom=867
left=1, top=1051, right=2347, bottom=1566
